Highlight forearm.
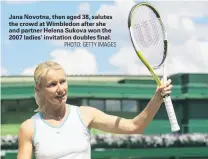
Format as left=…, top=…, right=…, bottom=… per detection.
left=132, top=95, right=163, bottom=133
left=89, top=95, right=163, bottom=134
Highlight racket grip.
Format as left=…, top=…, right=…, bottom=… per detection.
left=163, top=96, right=180, bottom=132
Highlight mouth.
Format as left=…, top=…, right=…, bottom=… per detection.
left=55, top=94, right=66, bottom=99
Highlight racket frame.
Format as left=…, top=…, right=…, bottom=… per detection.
left=128, top=2, right=180, bottom=132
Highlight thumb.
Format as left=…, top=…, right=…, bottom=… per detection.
left=160, top=76, right=167, bottom=85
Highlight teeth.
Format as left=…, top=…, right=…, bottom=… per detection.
left=56, top=94, right=65, bottom=98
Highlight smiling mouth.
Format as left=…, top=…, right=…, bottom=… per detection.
left=55, top=94, right=66, bottom=99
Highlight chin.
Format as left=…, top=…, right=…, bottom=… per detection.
left=56, top=99, right=66, bottom=104
left=57, top=96, right=67, bottom=104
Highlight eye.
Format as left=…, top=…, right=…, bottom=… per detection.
left=48, top=82, right=57, bottom=87
left=60, top=79, right=66, bottom=84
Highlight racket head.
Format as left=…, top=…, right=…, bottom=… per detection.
left=128, top=2, right=168, bottom=70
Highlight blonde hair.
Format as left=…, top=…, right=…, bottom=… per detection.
left=34, top=61, right=64, bottom=112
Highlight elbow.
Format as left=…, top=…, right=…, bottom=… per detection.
left=130, top=119, right=147, bottom=134
left=129, top=123, right=145, bottom=134
left=131, top=127, right=144, bottom=134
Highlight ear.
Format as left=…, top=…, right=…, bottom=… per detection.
left=35, top=85, right=40, bottom=92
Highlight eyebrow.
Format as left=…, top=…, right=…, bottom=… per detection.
left=47, top=78, right=66, bottom=84
left=60, top=78, right=66, bottom=81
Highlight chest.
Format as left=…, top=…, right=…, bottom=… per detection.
left=34, top=126, right=90, bottom=158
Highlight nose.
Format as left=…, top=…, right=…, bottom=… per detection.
left=57, top=83, right=64, bottom=94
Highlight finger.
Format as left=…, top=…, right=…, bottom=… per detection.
left=158, top=80, right=172, bottom=91
left=165, top=79, right=172, bottom=86
left=160, top=77, right=171, bottom=83
left=157, top=85, right=165, bottom=92
left=164, top=84, right=173, bottom=91
left=158, top=81, right=172, bottom=92
left=161, top=90, right=172, bottom=97
left=161, top=85, right=172, bottom=95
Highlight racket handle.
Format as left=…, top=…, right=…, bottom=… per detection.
left=163, top=96, right=180, bottom=132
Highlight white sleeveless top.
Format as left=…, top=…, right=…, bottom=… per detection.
left=32, top=105, right=91, bottom=159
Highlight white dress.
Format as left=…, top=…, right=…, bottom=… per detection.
left=32, top=105, right=91, bottom=159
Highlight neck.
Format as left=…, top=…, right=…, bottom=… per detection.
left=42, top=104, right=67, bottom=120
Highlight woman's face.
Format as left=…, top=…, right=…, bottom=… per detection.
left=38, top=69, right=68, bottom=107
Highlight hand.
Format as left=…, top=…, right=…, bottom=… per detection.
left=154, top=79, right=173, bottom=101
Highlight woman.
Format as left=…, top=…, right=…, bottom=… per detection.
left=17, top=61, right=173, bottom=159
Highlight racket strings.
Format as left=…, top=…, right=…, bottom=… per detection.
left=131, top=5, right=165, bottom=68
left=133, top=18, right=159, bottom=48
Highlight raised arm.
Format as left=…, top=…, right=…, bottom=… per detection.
left=81, top=79, right=172, bottom=134
left=17, top=119, right=33, bottom=159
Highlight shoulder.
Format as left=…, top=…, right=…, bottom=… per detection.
left=18, top=119, right=34, bottom=141
left=79, top=106, right=105, bottom=119
left=80, top=105, right=97, bottom=114
left=77, top=106, right=100, bottom=126
left=69, top=105, right=95, bottom=114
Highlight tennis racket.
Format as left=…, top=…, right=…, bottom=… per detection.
left=128, top=2, right=180, bottom=132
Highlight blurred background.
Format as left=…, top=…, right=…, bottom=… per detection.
left=1, top=74, right=208, bottom=159
left=1, top=0, right=208, bottom=159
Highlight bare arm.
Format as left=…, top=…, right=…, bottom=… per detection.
left=17, top=119, right=33, bottom=159
left=84, top=79, right=172, bottom=134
